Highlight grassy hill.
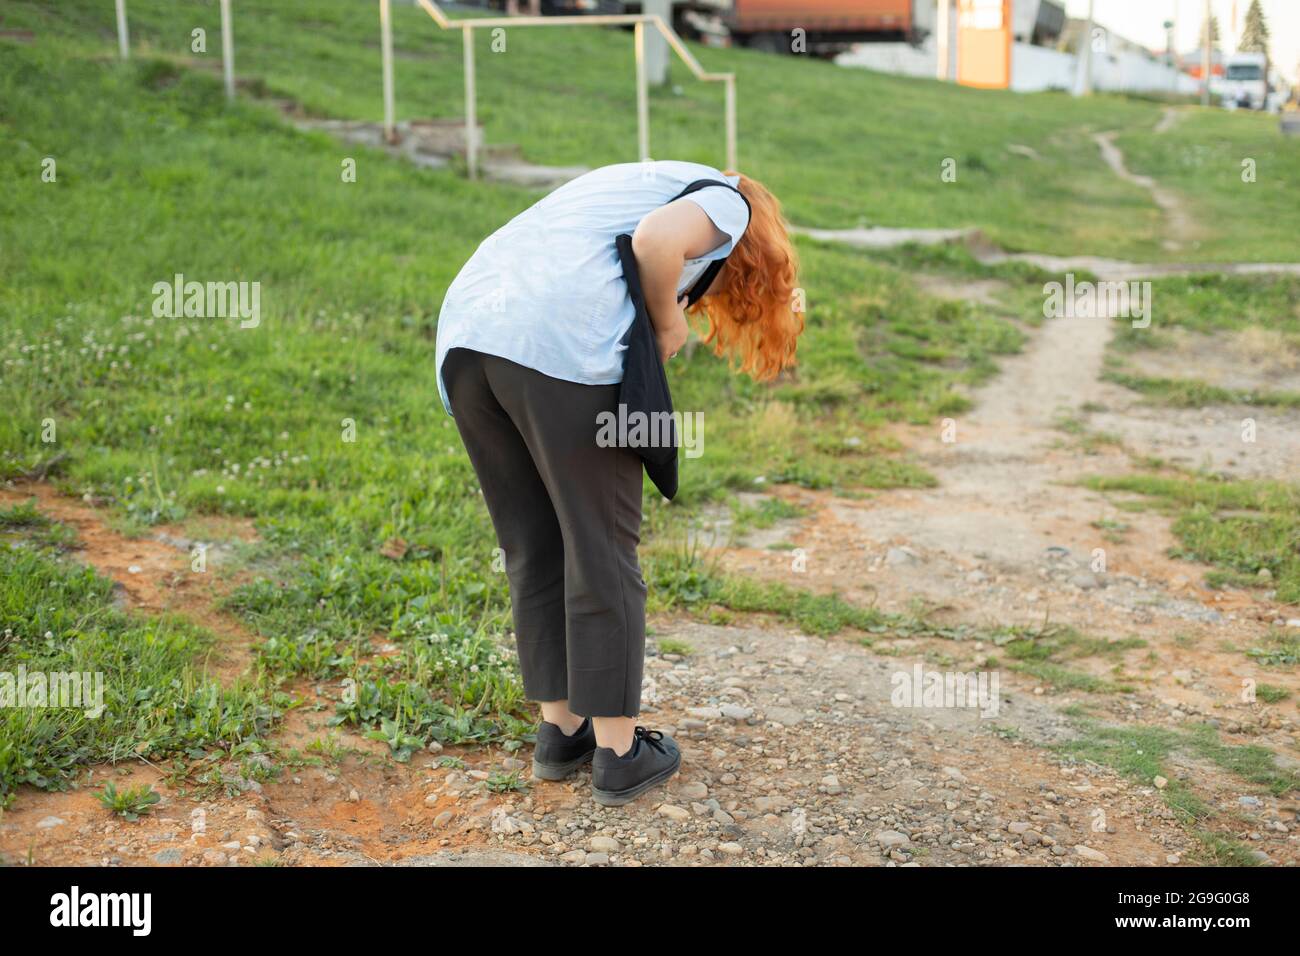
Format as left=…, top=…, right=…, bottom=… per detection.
left=1, top=0, right=1298, bottom=801
left=7, top=0, right=1298, bottom=261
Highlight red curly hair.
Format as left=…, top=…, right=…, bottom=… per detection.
left=687, top=172, right=802, bottom=380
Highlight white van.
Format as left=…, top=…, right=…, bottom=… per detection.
left=1222, top=52, right=1269, bottom=110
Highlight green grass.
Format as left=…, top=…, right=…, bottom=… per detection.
left=645, top=536, right=889, bottom=636
left=985, top=623, right=1144, bottom=694
left=0, top=539, right=280, bottom=807
left=1104, top=273, right=1300, bottom=410
left=1091, top=517, right=1131, bottom=543
left=1058, top=722, right=1214, bottom=823
left=9, top=0, right=1300, bottom=262
left=729, top=495, right=806, bottom=535
left=1117, top=112, right=1300, bottom=262
left=2, top=0, right=1298, bottom=805
left=0, top=499, right=78, bottom=550
left=1245, top=631, right=1300, bottom=668
left=1084, top=474, right=1300, bottom=603
left=1057, top=718, right=1298, bottom=864
left=655, top=637, right=694, bottom=657
left=1114, top=274, right=1300, bottom=348
left=1052, top=413, right=1125, bottom=454
left=1254, top=684, right=1290, bottom=704
left=1204, top=568, right=1266, bottom=591
left=95, top=781, right=161, bottom=820
left=1181, top=723, right=1299, bottom=796
left=0, top=1, right=1150, bottom=258
left=997, top=623, right=1147, bottom=659
left=1189, top=830, right=1262, bottom=867
left=715, top=576, right=889, bottom=636
left=1010, top=660, right=1130, bottom=694
left=1101, top=368, right=1300, bottom=409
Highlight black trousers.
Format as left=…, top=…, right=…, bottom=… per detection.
left=442, top=348, right=646, bottom=717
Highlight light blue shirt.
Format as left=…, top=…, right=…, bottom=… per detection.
left=435, top=161, right=751, bottom=415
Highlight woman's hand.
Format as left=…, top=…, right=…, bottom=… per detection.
left=656, top=295, right=690, bottom=363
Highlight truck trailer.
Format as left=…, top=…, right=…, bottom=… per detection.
left=724, top=0, right=916, bottom=54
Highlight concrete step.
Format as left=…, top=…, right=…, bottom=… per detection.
left=286, top=114, right=587, bottom=189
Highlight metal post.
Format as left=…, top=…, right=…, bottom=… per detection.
left=115, top=0, right=129, bottom=59
left=413, top=3, right=738, bottom=176
left=936, top=0, right=950, bottom=81
left=725, top=75, right=737, bottom=171
left=635, top=21, right=650, bottom=162
left=464, top=24, right=478, bottom=179
left=381, top=0, right=396, bottom=142
left=643, top=0, right=670, bottom=85
left=1201, top=0, right=1212, bottom=106
left=220, top=0, right=235, bottom=101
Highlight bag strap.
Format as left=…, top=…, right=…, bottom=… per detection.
left=667, top=179, right=751, bottom=306
left=670, top=178, right=752, bottom=216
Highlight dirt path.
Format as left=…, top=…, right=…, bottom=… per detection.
left=700, top=134, right=1300, bottom=865
left=5, top=312, right=1297, bottom=867
left=1093, top=130, right=1199, bottom=250
left=0, top=489, right=1195, bottom=869
left=0, top=483, right=259, bottom=682
left=1154, top=107, right=1185, bottom=135
left=795, top=225, right=1300, bottom=282
left=699, top=317, right=1298, bottom=868
left=5, top=294, right=1296, bottom=866
left=716, top=303, right=1299, bottom=721
left=3, top=133, right=1296, bottom=868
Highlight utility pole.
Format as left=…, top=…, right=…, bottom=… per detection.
left=1078, top=0, right=1095, bottom=96
left=936, top=0, right=950, bottom=81
left=1171, top=0, right=1180, bottom=93
left=1202, top=0, right=1212, bottom=106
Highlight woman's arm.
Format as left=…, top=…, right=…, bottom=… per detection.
left=631, top=200, right=730, bottom=363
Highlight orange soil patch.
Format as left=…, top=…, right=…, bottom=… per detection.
left=0, top=481, right=260, bottom=682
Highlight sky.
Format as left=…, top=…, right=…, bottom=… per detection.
left=1062, top=0, right=1300, bottom=80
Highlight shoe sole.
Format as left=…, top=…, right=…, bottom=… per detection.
left=531, top=748, right=596, bottom=781
left=591, top=751, right=682, bottom=807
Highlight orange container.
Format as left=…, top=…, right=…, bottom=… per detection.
left=956, top=0, right=1012, bottom=89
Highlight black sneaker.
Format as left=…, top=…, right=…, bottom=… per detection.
left=591, top=727, right=681, bottom=806
left=531, top=717, right=597, bottom=780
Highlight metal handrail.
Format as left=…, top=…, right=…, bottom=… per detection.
left=392, top=0, right=737, bottom=178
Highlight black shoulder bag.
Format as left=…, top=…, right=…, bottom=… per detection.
left=614, top=179, right=752, bottom=500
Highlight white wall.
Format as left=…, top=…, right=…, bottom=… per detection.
left=1010, top=43, right=1075, bottom=91
left=840, top=39, right=1200, bottom=97
left=837, top=39, right=938, bottom=79
left=1074, top=47, right=1201, bottom=96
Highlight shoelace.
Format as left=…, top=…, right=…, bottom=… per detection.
left=632, top=726, right=667, bottom=755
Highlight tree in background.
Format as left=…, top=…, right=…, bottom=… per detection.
left=1237, top=0, right=1270, bottom=56
left=1200, top=14, right=1221, bottom=50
